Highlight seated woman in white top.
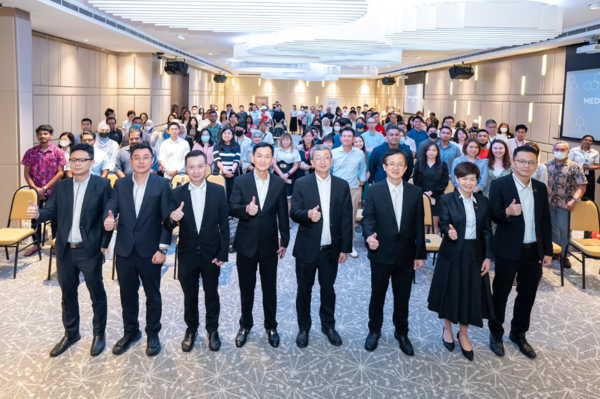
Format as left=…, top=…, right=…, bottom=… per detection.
left=321, top=117, right=333, bottom=136
left=272, top=133, right=300, bottom=213
left=96, top=124, right=120, bottom=173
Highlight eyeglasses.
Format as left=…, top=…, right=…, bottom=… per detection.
left=70, top=158, right=92, bottom=164
left=385, top=163, right=405, bottom=168
left=80, top=139, right=93, bottom=143
left=132, top=156, right=153, bottom=162
left=313, top=156, right=331, bottom=162
left=514, top=159, right=538, bottom=166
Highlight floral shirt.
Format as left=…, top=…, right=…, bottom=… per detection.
left=206, top=124, right=223, bottom=144
left=545, top=159, right=587, bottom=207
left=21, top=143, right=66, bottom=195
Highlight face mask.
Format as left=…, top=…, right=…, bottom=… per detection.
left=144, top=126, right=152, bottom=132
left=59, top=140, right=70, bottom=147
left=334, top=126, right=341, bottom=132
left=235, top=130, right=244, bottom=137
left=200, top=110, right=204, bottom=114
left=163, top=132, right=170, bottom=139
left=356, top=123, right=365, bottom=129
left=201, top=135, right=210, bottom=143
left=429, top=133, right=438, bottom=139
left=500, top=127, right=508, bottom=133
left=554, top=151, right=567, bottom=160
left=99, top=132, right=109, bottom=139
left=399, top=137, right=406, bottom=145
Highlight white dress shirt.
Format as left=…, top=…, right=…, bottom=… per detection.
left=159, top=137, right=190, bottom=177
left=254, top=171, right=270, bottom=209
left=513, top=174, right=536, bottom=244
left=387, top=179, right=404, bottom=231
left=68, top=175, right=91, bottom=243
left=189, top=181, right=207, bottom=232
left=459, top=191, right=477, bottom=239
left=568, top=146, right=600, bottom=175
left=90, top=148, right=110, bottom=176
left=316, top=174, right=332, bottom=246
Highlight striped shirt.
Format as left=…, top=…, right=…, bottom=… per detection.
left=214, top=143, right=241, bottom=173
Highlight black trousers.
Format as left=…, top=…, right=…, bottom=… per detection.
left=368, top=259, right=414, bottom=335
left=116, top=247, right=162, bottom=337
left=489, top=247, right=542, bottom=339
left=179, top=253, right=221, bottom=334
left=224, top=174, right=237, bottom=203
left=57, top=247, right=107, bottom=337
left=237, top=252, right=278, bottom=330
left=295, top=248, right=338, bottom=331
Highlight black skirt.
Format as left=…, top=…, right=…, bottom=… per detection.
left=277, top=160, right=295, bottom=197
left=427, top=240, right=494, bottom=327
left=290, top=116, right=298, bottom=132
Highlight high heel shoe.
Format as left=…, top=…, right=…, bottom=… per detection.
left=442, top=326, right=454, bottom=352
left=457, top=332, right=474, bottom=361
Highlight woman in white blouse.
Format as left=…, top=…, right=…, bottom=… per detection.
left=272, top=133, right=300, bottom=214
left=321, top=117, right=333, bottom=136
left=290, top=105, right=299, bottom=134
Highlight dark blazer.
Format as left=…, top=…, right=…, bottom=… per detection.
left=229, top=171, right=290, bottom=258
left=438, top=191, right=494, bottom=264
left=489, top=174, right=553, bottom=261
left=38, top=175, right=112, bottom=259
left=362, top=180, right=426, bottom=266
left=163, top=182, right=229, bottom=264
left=290, top=173, right=353, bottom=264
left=368, top=143, right=414, bottom=184
left=104, top=173, right=172, bottom=258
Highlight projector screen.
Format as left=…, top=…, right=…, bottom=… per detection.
left=562, top=69, right=600, bottom=140
left=404, top=84, right=424, bottom=115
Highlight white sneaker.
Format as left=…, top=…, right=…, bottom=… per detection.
left=350, top=247, right=358, bottom=258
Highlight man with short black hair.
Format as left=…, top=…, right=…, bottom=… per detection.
left=417, top=125, right=440, bottom=153
left=507, top=124, right=529, bottom=160
left=237, top=105, right=248, bottom=128
left=98, top=108, right=116, bottom=132
left=429, top=112, right=439, bottom=129
left=106, top=117, right=123, bottom=145
left=407, top=116, right=428, bottom=144
left=159, top=122, right=190, bottom=179
left=226, top=104, right=234, bottom=120
left=477, top=129, right=490, bottom=159
left=115, top=129, right=159, bottom=178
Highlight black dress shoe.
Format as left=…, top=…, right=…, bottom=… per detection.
left=321, top=326, right=342, bottom=346
left=181, top=331, right=197, bottom=353
left=489, top=333, right=505, bottom=357
left=112, top=330, right=142, bottom=355
left=146, top=335, right=161, bottom=357
left=457, top=332, right=474, bottom=361
left=509, top=332, right=537, bottom=359
left=208, top=331, right=221, bottom=351
left=235, top=328, right=250, bottom=348
left=563, top=257, right=572, bottom=269
left=296, top=331, right=309, bottom=348
left=266, top=329, right=280, bottom=348
left=394, top=331, right=415, bottom=356
left=442, top=327, right=454, bottom=352
left=364, top=331, right=381, bottom=351
left=50, top=333, right=81, bottom=357
left=90, top=334, right=105, bottom=357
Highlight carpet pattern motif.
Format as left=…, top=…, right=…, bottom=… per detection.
left=0, top=227, right=599, bottom=399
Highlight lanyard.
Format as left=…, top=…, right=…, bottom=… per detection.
left=581, top=150, right=590, bottom=163
left=515, top=138, right=524, bottom=147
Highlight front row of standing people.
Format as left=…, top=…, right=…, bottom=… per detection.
left=27, top=142, right=553, bottom=362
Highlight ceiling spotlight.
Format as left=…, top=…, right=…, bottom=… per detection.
left=590, top=2, right=600, bottom=10
left=208, top=52, right=213, bottom=55
left=84, top=39, right=88, bottom=42
left=177, top=34, right=186, bottom=40
left=415, top=56, right=421, bottom=59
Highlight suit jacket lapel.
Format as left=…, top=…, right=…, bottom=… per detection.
left=80, top=175, right=96, bottom=218
left=199, top=183, right=212, bottom=234
left=399, top=182, right=410, bottom=234
left=182, top=183, right=198, bottom=234
left=382, top=181, right=398, bottom=233
left=126, top=175, right=137, bottom=219
left=248, top=172, right=261, bottom=210
left=65, top=178, right=75, bottom=229
left=261, top=173, right=277, bottom=213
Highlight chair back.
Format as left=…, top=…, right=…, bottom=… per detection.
left=107, top=174, right=118, bottom=188
left=422, top=194, right=433, bottom=226
left=171, top=174, right=190, bottom=189
left=9, top=186, right=38, bottom=223
left=207, top=174, right=226, bottom=189
left=570, top=200, right=600, bottom=233
left=205, top=167, right=212, bottom=178
left=444, top=180, right=454, bottom=194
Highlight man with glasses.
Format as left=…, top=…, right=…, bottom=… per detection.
left=27, top=144, right=112, bottom=357
left=290, top=145, right=353, bottom=348
left=488, top=146, right=553, bottom=359
left=80, top=132, right=110, bottom=177
left=362, top=148, right=426, bottom=354
left=104, top=142, right=172, bottom=357
left=159, top=122, right=190, bottom=180
left=361, top=117, right=386, bottom=154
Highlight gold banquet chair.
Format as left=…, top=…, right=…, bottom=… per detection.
left=107, top=174, right=118, bottom=188
left=553, top=242, right=564, bottom=286
left=444, top=180, right=454, bottom=194
left=566, top=200, right=600, bottom=289
left=171, top=174, right=190, bottom=189
left=0, top=186, right=41, bottom=278
left=423, top=194, right=442, bottom=265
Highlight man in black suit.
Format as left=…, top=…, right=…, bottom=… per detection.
left=362, top=148, right=426, bottom=354
left=163, top=150, right=229, bottom=352
left=27, top=144, right=112, bottom=357
left=104, top=142, right=172, bottom=357
left=290, top=144, right=353, bottom=348
left=229, top=142, right=290, bottom=348
left=488, top=146, right=552, bottom=359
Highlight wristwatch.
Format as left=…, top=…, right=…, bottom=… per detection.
left=43, top=185, right=48, bottom=191
left=159, top=249, right=168, bottom=255
left=572, top=197, right=581, bottom=203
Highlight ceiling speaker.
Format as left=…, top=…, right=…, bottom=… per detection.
left=382, top=77, right=396, bottom=85
left=213, top=74, right=228, bottom=83
left=449, top=65, right=474, bottom=80
left=164, top=60, right=188, bottom=75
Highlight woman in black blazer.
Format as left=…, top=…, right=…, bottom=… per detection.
left=427, top=161, right=494, bottom=361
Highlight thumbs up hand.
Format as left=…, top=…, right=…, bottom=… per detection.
left=506, top=198, right=522, bottom=217
left=26, top=200, right=39, bottom=219
left=104, top=210, right=115, bottom=231
left=246, top=196, right=259, bottom=216
left=366, top=232, right=379, bottom=250
left=170, top=201, right=185, bottom=222
left=448, top=224, right=458, bottom=241
left=308, top=205, right=321, bottom=223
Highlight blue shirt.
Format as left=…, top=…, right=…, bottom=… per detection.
left=361, top=131, right=386, bottom=151
left=368, top=143, right=414, bottom=184
left=331, top=146, right=367, bottom=189
left=438, top=141, right=462, bottom=171
left=407, top=128, right=428, bottom=145
left=451, top=155, right=488, bottom=192
left=249, top=110, right=260, bottom=125
left=332, top=133, right=342, bottom=149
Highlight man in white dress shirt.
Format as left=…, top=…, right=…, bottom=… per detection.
left=159, top=122, right=190, bottom=179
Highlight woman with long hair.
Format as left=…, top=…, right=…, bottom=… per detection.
left=414, top=141, right=450, bottom=234
left=290, top=105, right=299, bottom=134
left=452, top=128, right=469, bottom=148
left=186, top=117, right=200, bottom=141
left=483, top=140, right=513, bottom=197
left=181, top=109, right=192, bottom=126
left=297, top=129, right=316, bottom=176
left=355, top=116, right=367, bottom=135
left=450, top=138, right=488, bottom=193
left=59, top=132, right=75, bottom=178
left=192, top=128, right=215, bottom=171
left=219, top=110, right=228, bottom=125
left=213, top=128, right=241, bottom=202
left=272, top=133, right=300, bottom=214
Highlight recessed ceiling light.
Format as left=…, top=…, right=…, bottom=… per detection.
left=177, top=34, right=185, bottom=40
left=415, top=56, right=421, bottom=59
left=208, top=52, right=213, bottom=55
left=84, top=39, right=88, bottom=42
left=590, top=2, right=600, bottom=10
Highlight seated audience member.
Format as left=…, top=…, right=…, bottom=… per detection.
left=115, top=129, right=159, bottom=178
left=80, top=132, right=110, bottom=177
left=214, top=128, right=241, bottom=202
left=241, top=131, right=264, bottom=174
left=96, top=124, right=120, bottom=173
left=322, top=134, right=335, bottom=148
left=369, top=125, right=414, bottom=184
left=159, top=122, right=191, bottom=179
left=450, top=138, right=488, bottom=193
left=192, top=128, right=215, bottom=172
left=106, top=116, right=123, bottom=146
left=98, top=108, right=116, bottom=132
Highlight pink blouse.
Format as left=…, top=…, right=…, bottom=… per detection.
left=192, top=143, right=214, bottom=167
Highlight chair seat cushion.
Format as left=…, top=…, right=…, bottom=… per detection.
left=0, top=228, right=35, bottom=245
left=356, top=209, right=363, bottom=222
left=552, top=242, right=562, bottom=255
left=426, top=234, right=442, bottom=251
left=570, top=238, right=600, bottom=257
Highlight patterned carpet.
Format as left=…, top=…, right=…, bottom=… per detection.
left=0, top=226, right=599, bottom=399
